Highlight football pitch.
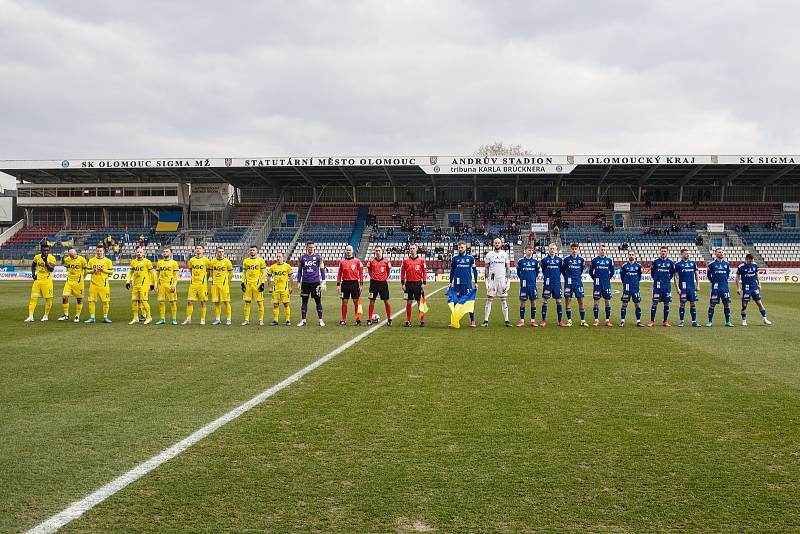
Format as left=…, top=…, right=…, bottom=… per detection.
left=2, top=281, right=799, bottom=532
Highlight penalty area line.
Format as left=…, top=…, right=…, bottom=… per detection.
left=27, top=284, right=446, bottom=534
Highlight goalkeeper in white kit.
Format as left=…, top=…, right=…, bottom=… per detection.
left=483, top=238, right=512, bottom=327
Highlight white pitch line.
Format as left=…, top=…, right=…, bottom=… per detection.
left=27, top=285, right=446, bottom=534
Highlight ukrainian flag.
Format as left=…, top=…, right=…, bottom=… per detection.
left=446, top=287, right=475, bottom=328
left=155, top=212, right=181, bottom=232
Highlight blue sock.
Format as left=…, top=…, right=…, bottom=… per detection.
left=542, top=302, right=548, bottom=321
left=663, top=304, right=669, bottom=322
left=317, top=302, right=324, bottom=319
left=621, top=306, right=627, bottom=320
left=741, top=309, right=747, bottom=321
left=708, top=306, right=714, bottom=322
left=690, top=307, right=697, bottom=322
left=679, top=306, right=685, bottom=321
left=593, top=304, right=599, bottom=320
left=724, top=307, right=731, bottom=323
left=566, top=307, right=572, bottom=320
left=301, top=301, right=308, bottom=319
left=579, top=307, right=585, bottom=321
left=520, top=305, right=526, bottom=320
left=531, top=304, right=537, bottom=321
left=651, top=305, right=657, bottom=322
left=557, top=303, right=563, bottom=322
left=469, top=312, right=474, bottom=322
left=635, top=307, right=642, bottom=321
left=760, top=307, right=767, bottom=318
left=605, top=306, right=611, bottom=320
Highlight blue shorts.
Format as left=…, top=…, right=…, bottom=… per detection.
left=592, top=286, right=612, bottom=301
left=710, top=289, right=731, bottom=305
left=452, top=285, right=472, bottom=299
left=679, top=289, right=698, bottom=303
left=519, top=286, right=538, bottom=301
left=542, top=285, right=562, bottom=299
left=742, top=290, right=761, bottom=303
left=652, top=290, right=672, bottom=303
left=621, top=292, right=641, bottom=304
left=563, top=284, right=584, bottom=299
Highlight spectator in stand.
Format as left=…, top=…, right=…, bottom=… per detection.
left=553, top=225, right=560, bottom=238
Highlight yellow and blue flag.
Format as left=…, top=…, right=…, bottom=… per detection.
left=446, top=287, right=475, bottom=328
left=155, top=212, right=181, bottom=232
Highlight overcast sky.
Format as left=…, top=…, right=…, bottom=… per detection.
left=1, top=0, right=799, bottom=186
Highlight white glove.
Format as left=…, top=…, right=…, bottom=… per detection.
left=320, top=281, right=327, bottom=293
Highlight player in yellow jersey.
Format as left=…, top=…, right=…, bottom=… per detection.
left=25, top=244, right=57, bottom=322
left=241, top=245, right=267, bottom=326
left=85, top=245, right=113, bottom=323
left=182, top=245, right=210, bottom=325
left=208, top=246, right=233, bottom=325
left=126, top=247, right=155, bottom=324
left=155, top=247, right=180, bottom=325
left=58, top=248, right=87, bottom=322
left=268, top=251, right=293, bottom=326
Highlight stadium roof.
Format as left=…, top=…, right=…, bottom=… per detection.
left=2, top=155, right=800, bottom=188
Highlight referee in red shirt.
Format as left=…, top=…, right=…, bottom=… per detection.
left=366, top=245, right=392, bottom=326
left=337, top=244, right=364, bottom=325
left=400, top=243, right=427, bottom=327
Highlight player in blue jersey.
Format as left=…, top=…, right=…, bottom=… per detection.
left=450, top=240, right=479, bottom=328
left=516, top=244, right=540, bottom=327
left=736, top=253, right=772, bottom=326
left=539, top=243, right=566, bottom=327
left=648, top=246, right=675, bottom=327
left=674, top=248, right=701, bottom=327
left=706, top=248, right=733, bottom=327
left=561, top=243, right=588, bottom=327
left=589, top=243, right=614, bottom=327
left=619, top=250, right=644, bottom=327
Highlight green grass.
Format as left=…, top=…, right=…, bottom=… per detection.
left=2, top=281, right=800, bottom=532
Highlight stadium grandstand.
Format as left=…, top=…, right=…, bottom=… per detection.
left=0, top=155, right=798, bottom=270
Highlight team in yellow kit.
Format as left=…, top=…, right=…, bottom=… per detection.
left=241, top=245, right=267, bottom=326
left=209, top=246, right=234, bottom=325
left=59, top=248, right=88, bottom=322
left=268, top=251, right=293, bottom=326
left=25, top=244, right=57, bottom=322
left=183, top=245, right=210, bottom=325
left=126, top=247, right=155, bottom=324
left=85, top=245, right=114, bottom=323
left=155, top=247, right=180, bottom=325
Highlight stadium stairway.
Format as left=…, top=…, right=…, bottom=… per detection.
left=356, top=224, right=372, bottom=259
left=349, top=207, right=368, bottom=250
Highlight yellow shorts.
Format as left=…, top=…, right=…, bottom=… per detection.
left=62, top=281, right=84, bottom=299
left=188, top=284, right=208, bottom=302
left=243, top=283, right=264, bottom=303
left=157, top=285, right=178, bottom=302
left=271, top=290, right=290, bottom=304
left=32, top=280, right=54, bottom=299
left=211, top=284, right=230, bottom=303
left=130, top=283, right=150, bottom=301
left=88, top=284, right=110, bottom=303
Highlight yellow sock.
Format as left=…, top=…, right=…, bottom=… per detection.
left=63, top=302, right=70, bottom=316
left=159, top=301, right=166, bottom=319
left=214, top=302, right=221, bottom=320
left=75, top=302, right=83, bottom=317
left=200, top=304, right=207, bottom=321
left=44, top=298, right=52, bottom=316
left=273, top=305, right=280, bottom=322
left=88, top=301, right=96, bottom=317
left=132, top=301, right=139, bottom=319
left=142, top=300, right=151, bottom=318
left=28, top=296, right=38, bottom=316
left=102, top=301, right=110, bottom=317
left=170, top=301, right=177, bottom=319
left=224, top=302, right=231, bottom=320
left=186, top=303, right=194, bottom=319
left=243, top=301, right=251, bottom=321
left=257, top=301, right=264, bottom=321
left=284, top=304, right=290, bottom=322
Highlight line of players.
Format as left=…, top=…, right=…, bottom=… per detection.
left=25, top=238, right=772, bottom=328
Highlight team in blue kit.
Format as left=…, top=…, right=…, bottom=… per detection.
left=674, top=248, right=701, bottom=327
left=516, top=243, right=540, bottom=327
left=736, top=254, right=772, bottom=326
left=561, top=243, right=587, bottom=327
left=649, top=246, right=676, bottom=327
left=706, top=248, right=734, bottom=327
left=619, top=250, right=644, bottom=327
left=589, top=244, right=614, bottom=327
left=539, top=243, right=565, bottom=326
